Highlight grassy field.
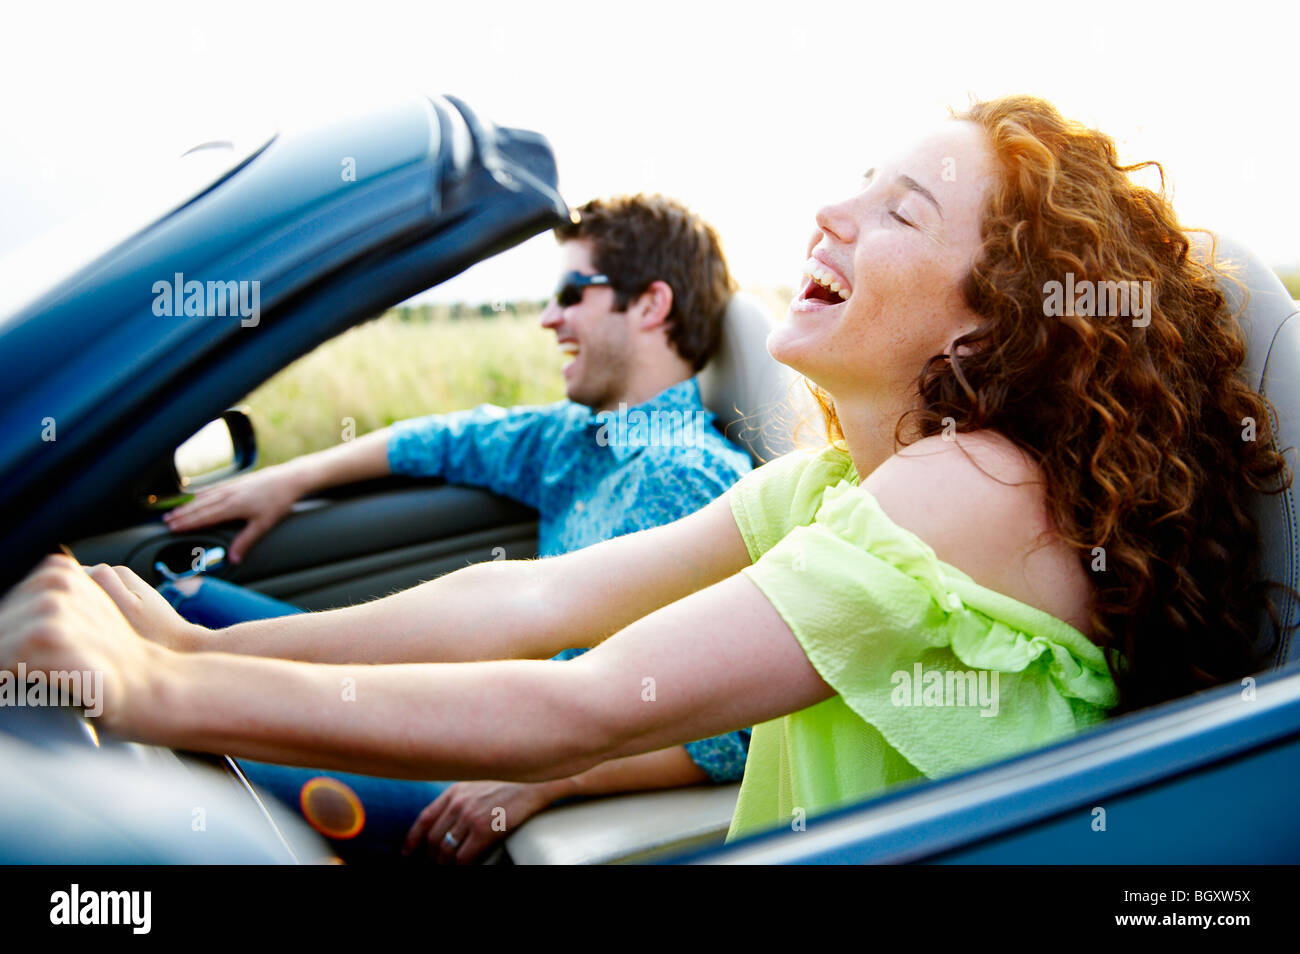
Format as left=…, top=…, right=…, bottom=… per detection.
left=239, top=309, right=569, bottom=468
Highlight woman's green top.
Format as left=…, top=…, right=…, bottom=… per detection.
left=725, top=442, right=1119, bottom=842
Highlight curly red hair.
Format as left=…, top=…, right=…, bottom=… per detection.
left=809, top=96, right=1290, bottom=712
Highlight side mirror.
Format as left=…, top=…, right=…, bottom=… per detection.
left=174, top=408, right=257, bottom=490
left=139, top=408, right=257, bottom=506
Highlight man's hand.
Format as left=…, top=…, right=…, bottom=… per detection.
left=402, top=779, right=567, bottom=864
left=0, top=554, right=170, bottom=734
left=85, top=563, right=208, bottom=652
left=163, top=462, right=311, bottom=564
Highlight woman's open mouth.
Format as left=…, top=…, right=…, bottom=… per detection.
left=793, top=260, right=851, bottom=311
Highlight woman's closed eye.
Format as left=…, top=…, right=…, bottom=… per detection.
left=883, top=205, right=915, bottom=227
left=885, top=204, right=945, bottom=246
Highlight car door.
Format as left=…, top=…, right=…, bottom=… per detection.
left=67, top=474, right=542, bottom=611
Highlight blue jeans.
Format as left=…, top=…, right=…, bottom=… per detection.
left=160, top=576, right=451, bottom=863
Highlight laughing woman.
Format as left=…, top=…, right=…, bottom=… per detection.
left=1, top=96, right=1288, bottom=849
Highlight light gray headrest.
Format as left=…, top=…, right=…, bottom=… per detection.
left=698, top=292, right=812, bottom=464
left=1194, top=234, right=1300, bottom=667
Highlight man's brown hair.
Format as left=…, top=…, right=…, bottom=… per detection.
left=555, top=194, right=735, bottom=370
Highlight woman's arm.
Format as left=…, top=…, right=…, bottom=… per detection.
left=1, top=551, right=830, bottom=782
left=98, top=491, right=752, bottom=666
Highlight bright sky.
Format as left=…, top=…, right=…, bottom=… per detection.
left=3, top=0, right=1298, bottom=306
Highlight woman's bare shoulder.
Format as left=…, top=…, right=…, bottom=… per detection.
left=893, top=429, right=1040, bottom=484
left=864, top=430, right=1093, bottom=634
left=866, top=430, right=1044, bottom=525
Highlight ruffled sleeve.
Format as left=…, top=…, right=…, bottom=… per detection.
left=729, top=443, right=857, bottom=563
left=741, top=479, right=1118, bottom=783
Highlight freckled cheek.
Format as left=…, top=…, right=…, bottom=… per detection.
left=844, top=289, right=947, bottom=360
left=902, top=256, right=967, bottom=315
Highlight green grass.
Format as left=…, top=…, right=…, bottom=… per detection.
left=239, top=308, right=566, bottom=468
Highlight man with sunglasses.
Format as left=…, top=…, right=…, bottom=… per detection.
left=157, top=194, right=754, bottom=863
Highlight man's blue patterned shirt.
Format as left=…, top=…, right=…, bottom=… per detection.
left=386, top=376, right=753, bottom=783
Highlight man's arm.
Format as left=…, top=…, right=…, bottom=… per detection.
left=163, top=402, right=564, bottom=558
left=281, top=427, right=395, bottom=495
left=386, top=403, right=568, bottom=509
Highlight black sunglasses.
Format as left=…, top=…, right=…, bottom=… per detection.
left=554, top=270, right=613, bottom=307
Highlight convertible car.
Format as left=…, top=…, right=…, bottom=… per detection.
left=0, top=96, right=1297, bottom=864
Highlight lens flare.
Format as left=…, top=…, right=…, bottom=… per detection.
left=299, top=776, right=365, bottom=840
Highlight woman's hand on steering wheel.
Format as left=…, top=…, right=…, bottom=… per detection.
left=0, top=553, right=169, bottom=736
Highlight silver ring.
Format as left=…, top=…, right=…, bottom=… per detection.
left=443, top=832, right=459, bottom=849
